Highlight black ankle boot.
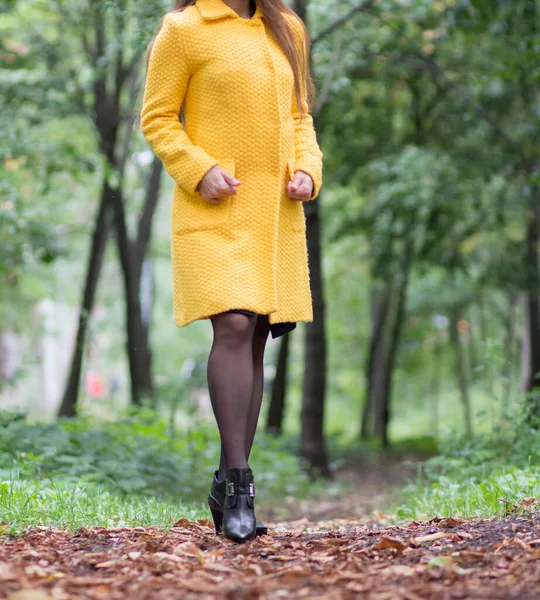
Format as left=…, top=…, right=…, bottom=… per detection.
left=208, top=471, right=268, bottom=536
left=221, top=468, right=256, bottom=542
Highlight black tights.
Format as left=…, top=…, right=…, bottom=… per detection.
left=207, top=311, right=271, bottom=481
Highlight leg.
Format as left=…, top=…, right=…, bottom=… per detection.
left=245, top=314, right=271, bottom=461
left=208, top=311, right=257, bottom=481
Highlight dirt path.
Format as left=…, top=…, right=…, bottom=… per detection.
left=259, top=450, right=425, bottom=523
left=1, top=508, right=539, bottom=599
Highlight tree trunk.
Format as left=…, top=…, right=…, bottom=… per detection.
left=361, top=282, right=392, bottom=439
left=266, top=332, right=290, bottom=435
left=525, top=187, right=540, bottom=427
left=374, top=248, right=412, bottom=447
left=477, top=298, right=488, bottom=347
left=300, top=196, right=330, bottom=477
left=467, top=308, right=481, bottom=382
left=366, top=333, right=390, bottom=442
left=58, top=183, right=112, bottom=417
left=295, top=0, right=329, bottom=475
left=502, top=290, right=518, bottom=417
left=526, top=190, right=540, bottom=391
left=293, top=0, right=307, bottom=21
left=521, top=293, right=532, bottom=392
left=108, top=181, right=148, bottom=406
left=129, top=156, right=164, bottom=403
left=429, top=333, right=444, bottom=438
left=449, top=307, right=474, bottom=437
left=137, top=258, right=154, bottom=400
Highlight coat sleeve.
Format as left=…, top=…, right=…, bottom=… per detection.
left=289, top=16, right=323, bottom=201
left=141, top=14, right=217, bottom=194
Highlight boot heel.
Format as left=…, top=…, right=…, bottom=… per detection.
left=210, top=506, right=223, bottom=534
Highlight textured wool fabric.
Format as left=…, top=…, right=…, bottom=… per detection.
left=141, top=0, right=323, bottom=327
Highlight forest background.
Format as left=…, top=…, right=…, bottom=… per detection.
left=1, top=0, right=539, bottom=531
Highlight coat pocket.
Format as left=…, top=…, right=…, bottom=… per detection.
left=287, top=159, right=306, bottom=232
left=173, top=158, right=236, bottom=235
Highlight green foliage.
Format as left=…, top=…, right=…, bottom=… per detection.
left=396, top=410, right=540, bottom=519
left=0, top=410, right=312, bottom=505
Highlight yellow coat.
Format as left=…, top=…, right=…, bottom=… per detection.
left=141, top=0, right=323, bottom=327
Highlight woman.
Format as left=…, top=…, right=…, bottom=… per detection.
left=141, top=0, right=323, bottom=542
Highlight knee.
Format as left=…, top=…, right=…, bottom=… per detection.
left=213, top=313, right=254, bottom=350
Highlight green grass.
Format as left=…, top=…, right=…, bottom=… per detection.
left=0, top=477, right=207, bottom=535
left=396, top=465, right=539, bottom=521
left=393, top=405, right=540, bottom=520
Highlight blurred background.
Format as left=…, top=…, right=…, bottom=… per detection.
left=1, top=0, right=539, bottom=530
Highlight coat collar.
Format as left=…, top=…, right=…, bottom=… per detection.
left=197, top=0, right=263, bottom=22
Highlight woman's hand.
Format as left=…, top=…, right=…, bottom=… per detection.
left=287, top=170, right=314, bottom=201
left=198, top=166, right=241, bottom=205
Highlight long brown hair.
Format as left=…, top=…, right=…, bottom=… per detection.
left=148, top=0, right=315, bottom=116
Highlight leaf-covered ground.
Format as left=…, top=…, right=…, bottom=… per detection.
left=1, top=508, right=539, bottom=600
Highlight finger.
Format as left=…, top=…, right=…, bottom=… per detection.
left=289, top=174, right=299, bottom=192
left=287, top=183, right=303, bottom=201
left=222, top=173, right=241, bottom=187
left=216, top=183, right=237, bottom=197
left=291, top=172, right=307, bottom=194
left=297, top=180, right=312, bottom=197
left=291, top=185, right=311, bottom=201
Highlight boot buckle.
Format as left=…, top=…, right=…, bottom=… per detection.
left=226, top=483, right=255, bottom=497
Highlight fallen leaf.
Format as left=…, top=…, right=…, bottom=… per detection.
left=8, top=592, right=52, bottom=600
left=457, top=550, right=487, bottom=563
left=173, top=541, right=201, bottom=557
left=287, top=517, right=311, bottom=527
left=183, top=578, right=219, bottom=593
left=204, top=563, right=237, bottom=574
left=154, top=552, right=184, bottom=563
left=382, top=564, right=416, bottom=576
left=95, top=560, right=120, bottom=569
left=173, top=517, right=192, bottom=528
left=24, top=564, right=49, bottom=578
left=246, top=563, right=264, bottom=576
left=197, top=519, right=214, bottom=529
left=45, top=572, right=66, bottom=581
left=127, top=552, right=141, bottom=560
left=415, top=532, right=449, bottom=543
left=512, top=537, right=532, bottom=552
left=67, top=577, right=117, bottom=587
left=0, top=562, right=18, bottom=581
left=436, top=517, right=464, bottom=529
left=374, top=536, right=407, bottom=553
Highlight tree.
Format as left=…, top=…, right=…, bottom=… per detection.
left=55, top=0, right=166, bottom=414
left=295, top=0, right=376, bottom=474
